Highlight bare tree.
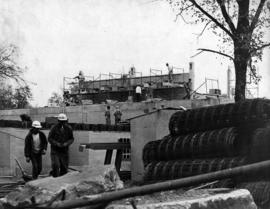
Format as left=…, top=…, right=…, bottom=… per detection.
left=169, top=0, right=270, bottom=101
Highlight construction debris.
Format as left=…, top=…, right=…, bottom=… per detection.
left=0, top=181, right=24, bottom=198
left=0, top=165, right=123, bottom=208
left=237, top=181, right=270, bottom=209
left=29, top=160, right=270, bottom=209
left=105, top=189, right=257, bottom=209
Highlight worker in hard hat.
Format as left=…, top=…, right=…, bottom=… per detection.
left=105, top=105, right=111, bottom=125
left=24, top=121, right=47, bottom=179
left=114, top=106, right=122, bottom=125
left=48, top=113, right=74, bottom=177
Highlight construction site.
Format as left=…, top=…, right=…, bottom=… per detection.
left=0, top=62, right=269, bottom=209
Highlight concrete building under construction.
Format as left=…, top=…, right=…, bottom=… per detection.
left=63, top=63, right=195, bottom=105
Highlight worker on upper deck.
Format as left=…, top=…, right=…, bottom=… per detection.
left=74, top=71, right=85, bottom=93
left=166, top=63, right=173, bottom=83
left=135, top=85, right=142, bottom=102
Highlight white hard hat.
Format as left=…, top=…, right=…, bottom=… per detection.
left=32, top=121, right=42, bottom=128
left=58, top=113, right=68, bottom=121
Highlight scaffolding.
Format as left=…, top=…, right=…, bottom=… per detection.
left=227, top=66, right=259, bottom=99
left=205, top=78, right=220, bottom=94
left=173, top=67, right=185, bottom=83
left=62, top=67, right=191, bottom=105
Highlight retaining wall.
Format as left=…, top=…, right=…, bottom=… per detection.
left=0, top=128, right=130, bottom=176
left=0, top=99, right=231, bottom=124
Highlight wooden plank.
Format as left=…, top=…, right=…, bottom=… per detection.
left=80, top=142, right=130, bottom=150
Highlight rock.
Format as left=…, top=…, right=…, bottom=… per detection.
left=1, top=165, right=123, bottom=208
left=106, top=188, right=257, bottom=209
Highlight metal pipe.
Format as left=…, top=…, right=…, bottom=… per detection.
left=48, top=160, right=270, bottom=209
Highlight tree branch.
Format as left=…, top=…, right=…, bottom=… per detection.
left=189, top=0, right=235, bottom=39
left=174, top=4, right=193, bottom=23
left=195, top=48, right=234, bottom=60
left=216, top=0, right=236, bottom=34
left=190, top=50, right=204, bottom=58
left=193, top=20, right=211, bottom=39
left=250, top=0, right=267, bottom=31
left=175, top=13, right=192, bottom=23
left=250, top=42, right=270, bottom=54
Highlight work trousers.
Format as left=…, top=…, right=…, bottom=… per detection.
left=115, top=118, right=121, bottom=125
left=135, top=93, right=141, bottom=102
left=30, top=153, right=42, bottom=179
left=51, top=151, right=69, bottom=177
left=106, top=118, right=111, bottom=125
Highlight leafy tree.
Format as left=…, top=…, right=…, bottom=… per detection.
left=169, top=0, right=270, bottom=101
left=0, top=85, right=15, bottom=109
left=0, top=85, right=32, bottom=109
left=0, top=44, right=26, bottom=83
left=48, top=92, right=63, bottom=106
left=13, top=85, right=32, bottom=109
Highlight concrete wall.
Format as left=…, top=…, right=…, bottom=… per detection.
left=0, top=100, right=193, bottom=124
left=130, top=109, right=178, bottom=183
left=0, top=99, right=233, bottom=124
left=0, top=132, right=11, bottom=176
left=0, top=128, right=130, bottom=176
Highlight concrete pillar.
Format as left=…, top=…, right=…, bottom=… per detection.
left=189, top=62, right=195, bottom=91
left=130, top=109, right=178, bottom=183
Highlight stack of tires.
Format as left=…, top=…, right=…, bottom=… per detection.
left=143, top=99, right=270, bottom=207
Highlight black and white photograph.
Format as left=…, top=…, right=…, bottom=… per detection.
left=0, top=0, right=270, bottom=208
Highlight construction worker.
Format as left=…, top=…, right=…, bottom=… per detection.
left=74, top=71, right=85, bottom=93
left=114, top=106, right=122, bottom=125
left=24, top=121, right=47, bottom=179
left=166, top=63, right=173, bottom=83
left=135, top=85, right=142, bottom=102
left=105, top=106, right=111, bottom=125
left=183, top=78, right=192, bottom=99
left=48, top=113, right=74, bottom=177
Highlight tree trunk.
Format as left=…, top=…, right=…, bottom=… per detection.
left=233, top=0, right=251, bottom=102
left=234, top=59, right=247, bottom=102
left=234, top=41, right=249, bottom=102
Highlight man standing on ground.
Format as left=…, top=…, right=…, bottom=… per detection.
left=105, top=106, right=111, bottom=125
left=114, top=106, right=122, bottom=125
left=48, top=113, right=74, bottom=177
left=24, top=121, right=47, bottom=179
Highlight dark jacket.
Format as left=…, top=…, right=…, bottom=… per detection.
left=24, top=129, right=47, bottom=158
left=48, top=123, right=74, bottom=153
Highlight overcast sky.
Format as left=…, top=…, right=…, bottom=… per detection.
left=0, top=0, right=269, bottom=106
